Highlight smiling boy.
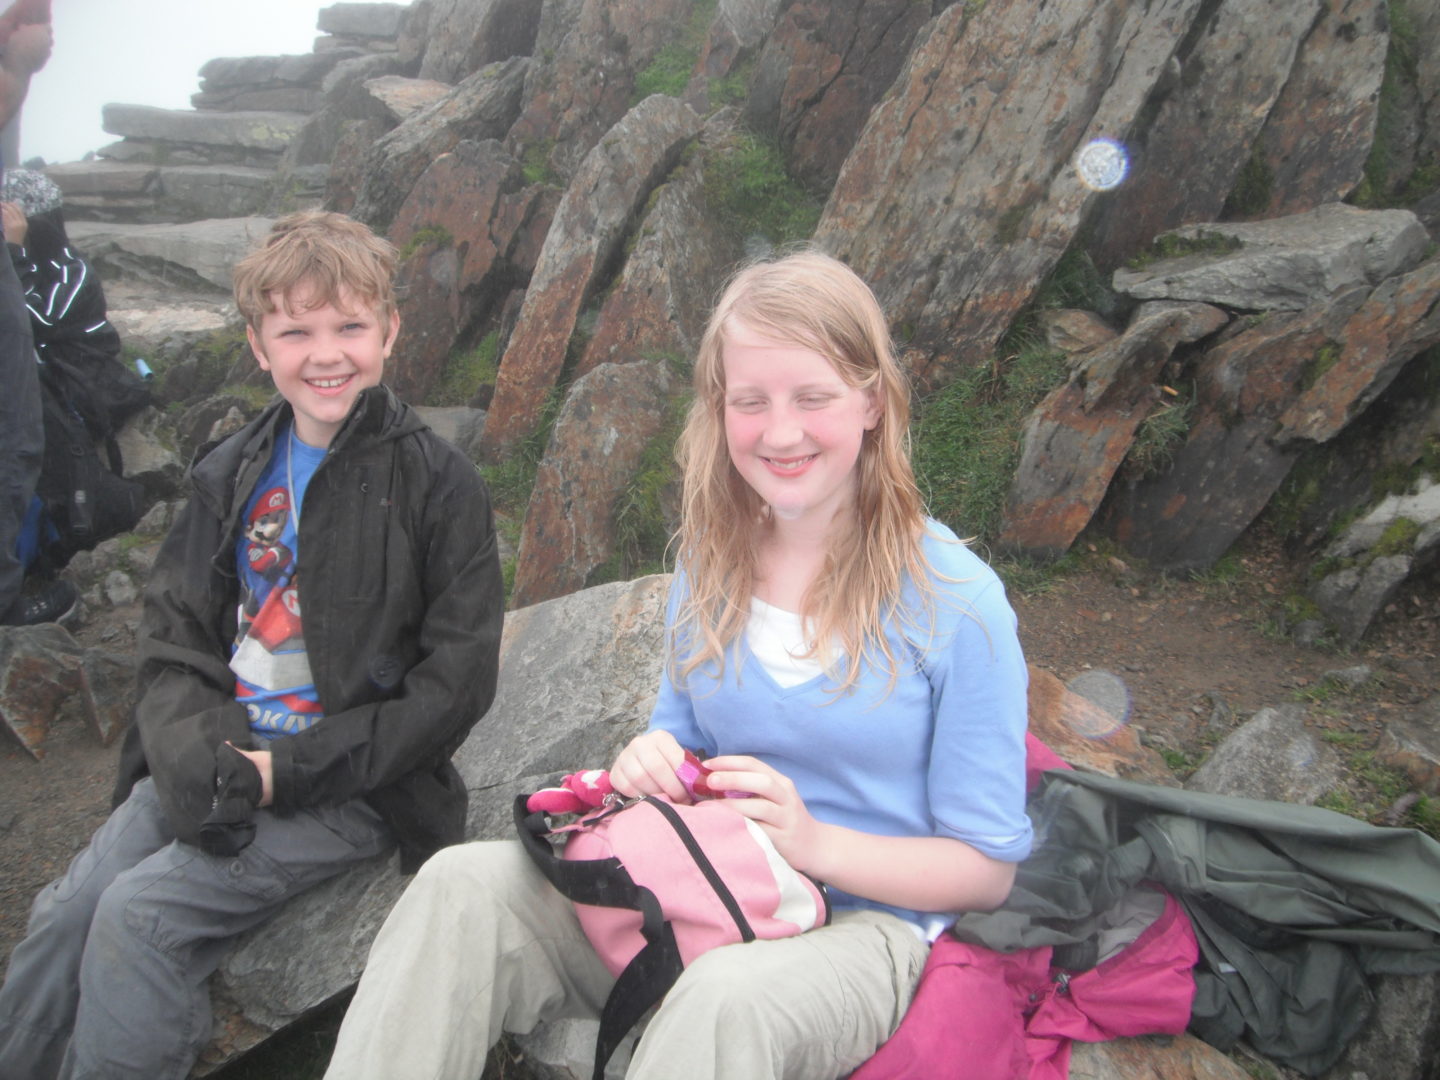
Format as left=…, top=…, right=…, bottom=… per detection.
left=0, top=211, right=505, bottom=1080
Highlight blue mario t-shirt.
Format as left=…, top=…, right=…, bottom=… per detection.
left=228, top=426, right=326, bottom=739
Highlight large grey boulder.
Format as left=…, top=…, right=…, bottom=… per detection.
left=1187, top=705, right=1347, bottom=803
left=1113, top=205, right=1432, bottom=312
left=200, top=575, right=669, bottom=1069
left=1304, top=449, right=1440, bottom=646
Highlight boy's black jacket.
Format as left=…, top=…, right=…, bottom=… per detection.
left=113, top=386, right=504, bottom=872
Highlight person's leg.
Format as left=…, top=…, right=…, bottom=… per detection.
left=0, top=779, right=174, bottom=1080
left=0, top=242, right=41, bottom=623
left=325, top=840, right=615, bottom=1080
left=58, top=796, right=392, bottom=1080
left=625, top=910, right=929, bottom=1080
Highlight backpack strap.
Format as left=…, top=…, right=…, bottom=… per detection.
left=513, top=795, right=684, bottom=1080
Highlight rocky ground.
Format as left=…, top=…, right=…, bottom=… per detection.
left=1, top=524, right=1436, bottom=1076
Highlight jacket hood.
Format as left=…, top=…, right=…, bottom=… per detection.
left=187, top=385, right=424, bottom=524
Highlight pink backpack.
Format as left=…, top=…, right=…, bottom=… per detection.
left=515, top=793, right=830, bottom=1079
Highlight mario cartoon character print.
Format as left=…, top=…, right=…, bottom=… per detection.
left=230, top=484, right=323, bottom=737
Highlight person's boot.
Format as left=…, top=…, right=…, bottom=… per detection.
left=8, top=578, right=79, bottom=626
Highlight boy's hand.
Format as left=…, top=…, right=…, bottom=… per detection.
left=609, top=730, right=689, bottom=802
left=229, top=746, right=274, bottom=807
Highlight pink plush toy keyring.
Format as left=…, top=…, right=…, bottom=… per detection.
left=525, top=750, right=748, bottom=815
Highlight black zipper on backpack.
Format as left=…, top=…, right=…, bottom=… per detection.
left=644, top=796, right=755, bottom=942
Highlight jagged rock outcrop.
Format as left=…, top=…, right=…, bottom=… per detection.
left=1253, top=0, right=1391, bottom=219
left=577, top=119, right=739, bottom=376
left=348, top=55, right=531, bottom=231
left=512, top=360, right=679, bottom=608
left=1002, top=205, right=1436, bottom=567
left=1000, top=301, right=1229, bottom=559
left=480, top=94, right=704, bottom=460
left=414, top=0, right=542, bottom=84
left=819, top=0, right=1206, bottom=386
left=1102, top=247, right=1440, bottom=572
left=38, top=0, right=1439, bottom=650
left=385, top=137, right=556, bottom=404
left=1085, top=0, right=1323, bottom=268
left=505, top=0, right=697, bottom=180
left=744, top=0, right=929, bottom=190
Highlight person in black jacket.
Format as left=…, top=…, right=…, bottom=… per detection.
left=0, top=6, right=58, bottom=626
left=3, top=168, right=123, bottom=369
left=0, top=211, right=505, bottom=1080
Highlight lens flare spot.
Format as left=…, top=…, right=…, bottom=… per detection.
left=1065, top=668, right=1132, bottom=739
left=1076, top=138, right=1129, bottom=192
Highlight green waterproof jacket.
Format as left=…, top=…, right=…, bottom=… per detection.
left=950, top=769, right=1440, bottom=1076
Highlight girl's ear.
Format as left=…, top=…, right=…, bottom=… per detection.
left=863, top=387, right=882, bottom=431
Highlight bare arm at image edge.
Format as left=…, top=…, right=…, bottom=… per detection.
left=0, top=20, right=51, bottom=129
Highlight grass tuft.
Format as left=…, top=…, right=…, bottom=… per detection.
left=911, top=333, right=1068, bottom=542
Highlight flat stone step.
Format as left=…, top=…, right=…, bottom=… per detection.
left=68, top=217, right=274, bottom=293
left=101, top=104, right=308, bottom=153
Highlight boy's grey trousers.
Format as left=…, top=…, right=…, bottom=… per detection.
left=0, top=778, right=391, bottom=1080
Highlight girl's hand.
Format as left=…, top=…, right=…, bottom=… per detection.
left=702, top=755, right=824, bottom=871
left=609, top=730, right=690, bottom=802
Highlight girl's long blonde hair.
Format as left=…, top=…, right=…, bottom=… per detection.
left=673, top=249, right=932, bottom=694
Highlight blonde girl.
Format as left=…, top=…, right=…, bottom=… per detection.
left=326, top=250, right=1032, bottom=1080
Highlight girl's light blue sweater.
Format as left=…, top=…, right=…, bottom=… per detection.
left=649, top=519, right=1033, bottom=929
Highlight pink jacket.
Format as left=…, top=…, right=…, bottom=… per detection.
left=851, top=736, right=1198, bottom=1079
